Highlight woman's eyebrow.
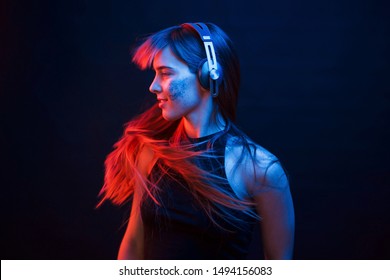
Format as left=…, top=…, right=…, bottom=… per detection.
left=155, top=66, right=175, bottom=71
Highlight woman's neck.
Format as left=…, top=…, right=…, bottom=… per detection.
left=182, top=112, right=226, bottom=138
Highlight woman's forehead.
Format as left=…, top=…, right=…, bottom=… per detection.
left=152, top=47, right=189, bottom=71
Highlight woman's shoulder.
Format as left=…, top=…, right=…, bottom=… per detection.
left=137, top=144, right=157, bottom=176
left=226, top=134, right=276, bottom=170
left=225, top=126, right=276, bottom=164
left=225, top=131, right=289, bottom=196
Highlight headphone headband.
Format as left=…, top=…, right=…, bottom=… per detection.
left=181, top=22, right=220, bottom=97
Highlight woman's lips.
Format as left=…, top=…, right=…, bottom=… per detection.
left=158, top=98, right=168, bottom=108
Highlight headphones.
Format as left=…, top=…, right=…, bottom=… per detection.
left=181, top=22, right=222, bottom=97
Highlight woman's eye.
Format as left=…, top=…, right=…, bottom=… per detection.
left=160, top=72, right=172, bottom=77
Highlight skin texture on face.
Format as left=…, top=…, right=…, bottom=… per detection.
left=168, top=76, right=192, bottom=101
left=150, top=47, right=209, bottom=122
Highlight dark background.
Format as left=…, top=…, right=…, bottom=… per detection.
left=1, top=0, right=389, bottom=259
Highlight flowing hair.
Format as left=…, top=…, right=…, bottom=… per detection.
left=98, top=23, right=259, bottom=226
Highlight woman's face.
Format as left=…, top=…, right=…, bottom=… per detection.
left=149, top=47, right=207, bottom=121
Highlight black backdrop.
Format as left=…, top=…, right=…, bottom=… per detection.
left=1, top=0, right=389, bottom=259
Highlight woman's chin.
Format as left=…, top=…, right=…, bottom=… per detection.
left=162, top=111, right=181, bottom=122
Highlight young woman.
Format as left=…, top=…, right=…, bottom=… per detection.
left=98, top=22, right=295, bottom=259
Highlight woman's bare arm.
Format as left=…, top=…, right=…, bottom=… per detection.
left=117, top=145, right=155, bottom=259
left=250, top=160, right=295, bottom=259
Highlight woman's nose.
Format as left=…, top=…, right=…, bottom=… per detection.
left=149, top=76, right=162, bottom=94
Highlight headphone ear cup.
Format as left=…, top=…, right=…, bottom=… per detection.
left=198, top=60, right=210, bottom=89
left=197, top=59, right=223, bottom=89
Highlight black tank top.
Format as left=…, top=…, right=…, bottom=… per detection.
left=141, top=131, right=256, bottom=259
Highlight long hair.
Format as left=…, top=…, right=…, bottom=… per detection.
left=98, top=23, right=258, bottom=225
